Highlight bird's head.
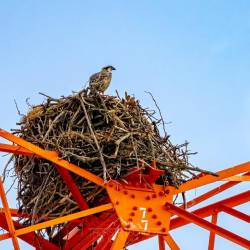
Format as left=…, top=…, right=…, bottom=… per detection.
left=102, top=65, right=116, bottom=73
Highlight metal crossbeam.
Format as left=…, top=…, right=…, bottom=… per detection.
left=166, top=202, right=250, bottom=249
left=0, top=129, right=104, bottom=186
left=0, top=178, right=20, bottom=250
left=177, top=162, right=250, bottom=193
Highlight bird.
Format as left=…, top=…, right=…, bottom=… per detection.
left=89, top=65, right=116, bottom=94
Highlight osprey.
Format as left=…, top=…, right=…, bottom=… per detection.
left=89, top=65, right=116, bottom=94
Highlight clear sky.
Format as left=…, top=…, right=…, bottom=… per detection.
left=0, top=1, right=249, bottom=249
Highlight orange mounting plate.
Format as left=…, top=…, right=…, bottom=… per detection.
left=106, top=180, right=175, bottom=235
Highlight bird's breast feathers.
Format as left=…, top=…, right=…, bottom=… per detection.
left=90, top=71, right=111, bottom=83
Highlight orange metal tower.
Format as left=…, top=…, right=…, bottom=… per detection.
left=0, top=128, right=249, bottom=249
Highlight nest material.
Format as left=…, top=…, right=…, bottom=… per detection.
left=12, top=90, right=205, bottom=231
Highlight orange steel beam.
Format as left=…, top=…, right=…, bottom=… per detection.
left=0, top=143, right=62, bottom=160
left=54, top=165, right=89, bottom=210
left=111, top=228, right=129, bottom=250
left=219, top=205, right=250, bottom=223
left=165, top=203, right=250, bottom=249
left=94, top=219, right=120, bottom=250
left=170, top=190, right=250, bottom=230
left=68, top=213, right=118, bottom=250
left=164, top=234, right=180, bottom=250
left=0, top=142, right=92, bottom=211
left=0, top=143, right=34, bottom=156
left=0, top=233, right=10, bottom=241
left=0, top=208, right=44, bottom=220
left=62, top=212, right=111, bottom=248
left=16, top=203, right=113, bottom=237
left=176, top=162, right=250, bottom=193
left=52, top=212, right=105, bottom=244
left=158, top=235, right=165, bottom=250
left=180, top=171, right=250, bottom=209
left=0, top=203, right=113, bottom=241
left=0, top=208, right=20, bottom=217
left=57, top=219, right=95, bottom=249
left=0, top=178, right=20, bottom=250
left=0, top=129, right=104, bottom=186
left=0, top=214, right=59, bottom=250
left=223, top=175, right=250, bottom=181
left=103, top=242, right=114, bottom=250
left=208, top=213, right=218, bottom=250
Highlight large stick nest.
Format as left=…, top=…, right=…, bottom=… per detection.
left=10, top=90, right=209, bottom=235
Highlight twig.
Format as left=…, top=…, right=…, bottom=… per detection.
left=145, top=91, right=168, bottom=138
left=186, top=166, right=218, bottom=176
left=79, top=93, right=109, bottom=181
left=39, top=92, right=59, bottom=102
left=14, top=99, right=23, bottom=116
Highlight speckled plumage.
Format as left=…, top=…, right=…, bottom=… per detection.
left=89, top=66, right=115, bottom=93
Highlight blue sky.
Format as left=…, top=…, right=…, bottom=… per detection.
left=0, top=1, right=249, bottom=249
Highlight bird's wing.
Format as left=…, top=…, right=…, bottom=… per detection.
left=89, top=72, right=101, bottom=83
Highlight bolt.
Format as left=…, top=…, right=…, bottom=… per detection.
left=213, top=208, right=219, bottom=214
left=158, top=191, right=164, bottom=197
left=152, top=214, right=157, bottom=219
left=165, top=203, right=170, bottom=210
left=152, top=193, right=157, bottom=198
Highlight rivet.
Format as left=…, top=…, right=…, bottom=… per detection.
left=145, top=195, right=151, bottom=200
left=115, top=201, right=119, bottom=205
left=123, top=190, right=128, bottom=195
left=156, top=221, right=162, bottom=226
left=128, top=218, right=133, bottom=222
left=125, top=224, right=130, bottom=228
left=152, top=194, right=157, bottom=198
left=165, top=189, right=170, bottom=194
left=165, top=204, right=170, bottom=210
left=131, top=194, right=135, bottom=199
left=161, top=228, right=166, bottom=233
left=148, top=208, right=153, bottom=212
left=109, top=183, right=113, bottom=188
left=158, top=191, right=164, bottom=196
left=152, top=214, right=157, bottom=219
left=133, top=206, right=138, bottom=211
left=130, top=212, right=135, bottom=217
